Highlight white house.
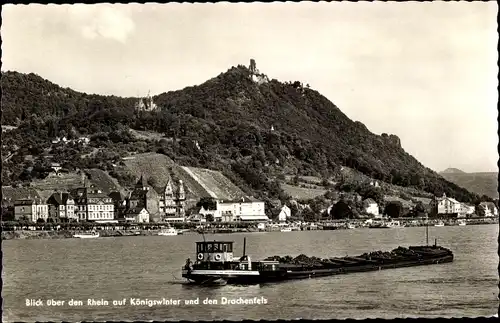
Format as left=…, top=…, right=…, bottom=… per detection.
left=215, top=199, right=269, bottom=222
left=431, top=193, right=462, bottom=215
left=199, top=206, right=217, bottom=221
left=278, top=205, right=291, bottom=222
left=458, top=204, right=475, bottom=218
left=124, top=207, right=150, bottom=223
left=478, top=202, right=498, bottom=217
left=362, top=198, right=380, bottom=217
left=14, top=198, right=49, bottom=222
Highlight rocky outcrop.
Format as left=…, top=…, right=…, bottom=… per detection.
left=380, top=133, right=401, bottom=148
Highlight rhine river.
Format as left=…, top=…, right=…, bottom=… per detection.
left=2, top=224, right=498, bottom=321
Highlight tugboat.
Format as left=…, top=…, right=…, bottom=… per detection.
left=181, top=237, right=454, bottom=285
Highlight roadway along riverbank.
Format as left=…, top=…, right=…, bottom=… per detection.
left=2, top=219, right=497, bottom=240
left=1, top=229, right=166, bottom=240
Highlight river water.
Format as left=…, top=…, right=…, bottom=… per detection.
left=2, top=224, right=498, bottom=321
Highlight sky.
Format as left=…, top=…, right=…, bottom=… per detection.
left=1, top=2, right=498, bottom=173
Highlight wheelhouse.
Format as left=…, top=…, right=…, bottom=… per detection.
left=195, top=241, right=235, bottom=263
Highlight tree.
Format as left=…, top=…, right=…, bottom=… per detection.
left=385, top=201, right=403, bottom=218
left=147, top=176, right=158, bottom=187
left=330, top=201, right=353, bottom=219
left=321, top=178, right=331, bottom=188
left=412, top=201, right=426, bottom=217
left=1, top=207, right=15, bottom=221
left=324, top=190, right=339, bottom=201
left=196, top=197, right=217, bottom=210
left=36, top=218, right=45, bottom=224
left=206, top=213, right=215, bottom=222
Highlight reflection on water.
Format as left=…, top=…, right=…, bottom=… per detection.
left=2, top=224, right=498, bottom=321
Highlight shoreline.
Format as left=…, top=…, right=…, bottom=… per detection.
left=2, top=221, right=497, bottom=240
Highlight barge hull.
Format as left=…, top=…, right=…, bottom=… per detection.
left=183, top=254, right=453, bottom=285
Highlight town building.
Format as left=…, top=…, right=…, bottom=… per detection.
left=198, top=206, right=216, bottom=221
left=73, top=185, right=115, bottom=222
left=478, top=202, right=498, bottom=217
left=458, top=204, right=475, bottom=218
left=278, top=205, right=291, bottom=222
left=109, top=191, right=128, bottom=219
left=362, top=198, right=380, bottom=217
left=214, top=198, right=269, bottom=222
left=127, top=175, right=160, bottom=220
left=155, top=179, right=186, bottom=222
left=430, top=193, right=461, bottom=216
left=187, top=208, right=208, bottom=223
left=14, top=197, right=49, bottom=222
left=124, top=207, right=150, bottom=223
left=46, top=192, right=77, bottom=222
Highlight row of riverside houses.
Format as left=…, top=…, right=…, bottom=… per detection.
left=316, top=192, right=497, bottom=220
left=430, top=193, right=498, bottom=218
left=7, top=174, right=271, bottom=224
left=8, top=174, right=188, bottom=224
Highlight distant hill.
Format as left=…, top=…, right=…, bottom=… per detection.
left=0, top=64, right=486, bottom=204
left=440, top=168, right=466, bottom=174
left=439, top=171, right=498, bottom=199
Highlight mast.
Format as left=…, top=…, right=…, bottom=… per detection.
left=425, top=213, right=429, bottom=246
left=243, top=237, right=246, bottom=258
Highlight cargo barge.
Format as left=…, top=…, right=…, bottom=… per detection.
left=181, top=238, right=454, bottom=285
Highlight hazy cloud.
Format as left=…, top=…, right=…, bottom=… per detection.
left=68, top=5, right=135, bottom=43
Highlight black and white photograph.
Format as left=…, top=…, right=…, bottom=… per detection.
left=1, top=2, right=498, bottom=321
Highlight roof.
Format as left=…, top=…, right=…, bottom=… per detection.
left=135, top=174, right=147, bottom=188
left=14, top=197, right=45, bottom=205
left=87, top=191, right=111, bottom=199
left=239, top=215, right=270, bottom=221
left=129, top=188, right=150, bottom=199
left=412, top=197, right=432, bottom=205
left=218, top=198, right=263, bottom=204
left=125, top=207, right=148, bottom=215
left=363, top=198, right=377, bottom=205
left=384, top=195, right=416, bottom=207
left=2, top=187, right=42, bottom=206
left=480, top=202, right=497, bottom=211
left=109, top=191, right=126, bottom=201
left=48, top=192, right=74, bottom=205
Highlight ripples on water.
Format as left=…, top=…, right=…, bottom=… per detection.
left=2, top=224, right=498, bottom=321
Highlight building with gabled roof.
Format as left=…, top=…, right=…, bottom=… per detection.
left=430, top=193, right=462, bottom=217
left=47, top=191, right=77, bottom=222
left=478, top=202, right=498, bottom=217
left=214, top=198, right=269, bottom=222
left=278, top=205, right=291, bottom=222
left=72, top=184, right=114, bottom=222
left=14, top=196, right=48, bottom=222
left=124, top=207, right=150, bottom=223
left=127, top=175, right=160, bottom=220
left=153, top=178, right=186, bottom=222
left=2, top=187, right=42, bottom=208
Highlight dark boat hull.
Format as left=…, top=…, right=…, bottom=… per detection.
left=183, top=253, right=453, bottom=285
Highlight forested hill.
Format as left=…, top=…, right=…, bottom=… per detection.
left=0, top=65, right=484, bottom=203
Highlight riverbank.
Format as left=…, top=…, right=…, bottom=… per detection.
left=2, top=219, right=497, bottom=240
left=0, top=229, right=171, bottom=240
